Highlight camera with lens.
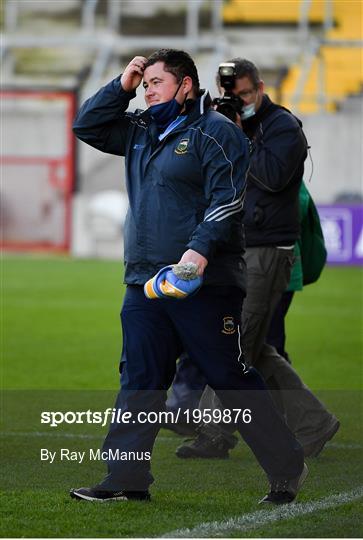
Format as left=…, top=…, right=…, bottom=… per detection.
left=212, top=63, right=243, bottom=122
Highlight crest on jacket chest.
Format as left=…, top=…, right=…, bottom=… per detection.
left=222, top=316, right=236, bottom=335
left=175, top=138, right=189, bottom=155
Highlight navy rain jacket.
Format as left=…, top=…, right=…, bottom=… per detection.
left=73, top=77, right=250, bottom=290
left=242, top=95, right=308, bottom=247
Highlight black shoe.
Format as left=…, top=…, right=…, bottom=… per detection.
left=259, top=463, right=308, bottom=505
left=175, top=432, right=238, bottom=459
left=70, top=487, right=151, bottom=502
left=302, top=418, right=340, bottom=458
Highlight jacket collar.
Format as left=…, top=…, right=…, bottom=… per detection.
left=242, top=94, right=303, bottom=139
left=183, top=89, right=212, bottom=123
left=137, top=89, right=212, bottom=128
left=241, top=94, right=274, bottom=138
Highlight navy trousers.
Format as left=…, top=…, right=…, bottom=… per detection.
left=166, top=290, right=296, bottom=412
left=97, top=285, right=303, bottom=491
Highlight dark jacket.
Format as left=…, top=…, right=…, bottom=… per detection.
left=73, top=77, right=250, bottom=290
left=242, top=95, right=308, bottom=247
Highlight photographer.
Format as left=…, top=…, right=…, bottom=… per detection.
left=173, top=58, right=339, bottom=460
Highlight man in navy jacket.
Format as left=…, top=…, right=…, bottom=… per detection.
left=70, top=49, right=306, bottom=504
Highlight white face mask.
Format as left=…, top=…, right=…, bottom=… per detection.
left=241, top=102, right=256, bottom=120
left=241, top=92, right=259, bottom=120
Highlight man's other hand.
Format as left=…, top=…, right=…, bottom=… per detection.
left=178, top=250, right=208, bottom=276
left=121, top=56, right=148, bottom=92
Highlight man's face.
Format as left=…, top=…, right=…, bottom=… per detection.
left=143, top=62, right=183, bottom=107
left=232, top=76, right=264, bottom=112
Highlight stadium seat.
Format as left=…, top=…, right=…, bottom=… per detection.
left=223, top=0, right=325, bottom=24
left=279, top=0, right=362, bottom=113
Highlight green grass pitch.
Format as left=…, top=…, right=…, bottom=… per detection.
left=1, top=255, right=362, bottom=538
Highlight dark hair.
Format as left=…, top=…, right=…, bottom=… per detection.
left=231, top=58, right=261, bottom=87
left=145, top=49, right=200, bottom=92
left=217, top=58, right=261, bottom=89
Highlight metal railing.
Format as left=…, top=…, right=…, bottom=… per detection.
left=0, top=0, right=227, bottom=97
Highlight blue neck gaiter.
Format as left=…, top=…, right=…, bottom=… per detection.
left=149, top=82, right=184, bottom=132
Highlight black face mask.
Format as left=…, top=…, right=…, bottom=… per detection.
left=149, top=80, right=184, bottom=132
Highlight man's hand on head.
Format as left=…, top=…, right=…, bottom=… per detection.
left=178, top=249, right=208, bottom=276
left=121, top=56, right=148, bottom=92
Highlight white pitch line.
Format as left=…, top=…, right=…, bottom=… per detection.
left=326, top=442, right=363, bottom=450
left=162, top=486, right=363, bottom=538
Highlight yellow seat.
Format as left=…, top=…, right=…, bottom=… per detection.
left=223, top=0, right=362, bottom=113
left=223, top=0, right=325, bottom=24
left=281, top=0, right=362, bottom=113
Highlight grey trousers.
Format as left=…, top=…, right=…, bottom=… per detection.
left=200, top=246, right=334, bottom=447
